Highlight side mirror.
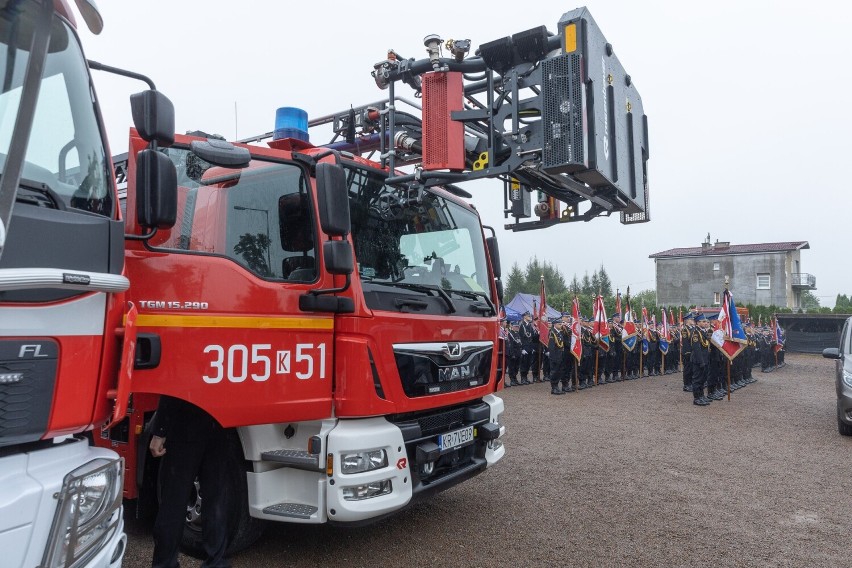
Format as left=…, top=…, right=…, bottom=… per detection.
left=323, top=240, right=353, bottom=275
left=315, top=163, right=350, bottom=236
left=495, top=279, right=504, bottom=305
left=486, top=236, right=501, bottom=279
left=130, top=90, right=175, bottom=147
left=190, top=139, right=251, bottom=168
left=136, top=149, right=177, bottom=229
left=823, top=347, right=841, bottom=360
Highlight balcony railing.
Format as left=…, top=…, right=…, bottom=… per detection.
left=791, top=273, right=816, bottom=289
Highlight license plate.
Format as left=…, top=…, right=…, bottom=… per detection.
left=438, top=425, right=475, bottom=451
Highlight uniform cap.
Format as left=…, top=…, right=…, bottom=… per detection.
left=694, top=313, right=707, bottom=321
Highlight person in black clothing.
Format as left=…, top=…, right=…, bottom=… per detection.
left=519, top=311, right=538, bottom=383
left=646, top=325, right=659, bottom=376
left=691, top=313, right=713, bottom=406
left=681, top=313, right=695, bottom=392
left=548, top=318, right=571, bottom=394
left=606, top=313, right=624, bottom=382
left=150, top=396, right=231, bottom=568
left=506, top=321, right=524, bottom=386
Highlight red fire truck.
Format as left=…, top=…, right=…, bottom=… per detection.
left=100, top=6, right=648, bottom=556
left=0, top=1, right=177, bottom=566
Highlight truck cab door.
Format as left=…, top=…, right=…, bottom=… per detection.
left=123, top=135, right=336, bottom=427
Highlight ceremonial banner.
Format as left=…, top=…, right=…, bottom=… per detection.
left=713, top=288, right=747, bottom=361
left=622, top=294, right=638, bottom=351
left=659, top=308, right=670, bottom=355
left=593, top=294, right=610, bottom=352
left=774, top=318, right=785, bottom=353
left=570, top=297, right=583, bottom=362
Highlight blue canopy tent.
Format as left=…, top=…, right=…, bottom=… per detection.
left=503, top=306, right=522, bottom=322
left=505, top=293, right=561, bottom=320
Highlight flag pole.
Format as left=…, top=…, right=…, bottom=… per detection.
left=773, top=318, right=779, bottom=367
left=727, top=359, right=731, bottom=401
left=724, top=276, right=731, bottom=401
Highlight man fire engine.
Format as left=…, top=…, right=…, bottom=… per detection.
left=100, top=6, right=648, bottom=557
left=0, top=1, right=177, bottom=566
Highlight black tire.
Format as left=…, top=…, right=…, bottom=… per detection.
left=838, top=415, right=852, bottom=437
left=158, top=431, right=266, bottom=559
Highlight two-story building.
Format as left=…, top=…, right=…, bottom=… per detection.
left=649, top=235, right=815, bottom=309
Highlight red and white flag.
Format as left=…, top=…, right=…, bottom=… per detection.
left=570, top=297, right=583, bottom=362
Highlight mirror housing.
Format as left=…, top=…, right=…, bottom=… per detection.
left=323, top=240, right=353, bottom=275
left=495, top=279, right=504, bottom=305
left=130, top=90, right=175, bottom=147
left=486, top=236, right=501, bottom=279
left=136, top=149, right=177, bottom=229
left=315, top=162, right=350, bottom=236
left=190, top=139, right=251, bottom=168
left=823, top=347, right=841, bottom=360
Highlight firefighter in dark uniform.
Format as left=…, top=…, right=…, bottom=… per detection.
left=668, top=323, right=680, bottom=374
left=580, top=319, right=596, bottom=387
left=519, top=311, right=538, bottom=383
left=760, top=327, right=775, bottom=372
left=743, top=322, right=757, bottom=383
left=706, top=315, right=725, bottom=400
left=690, top=313, right=712, bottom=406
left=506, top=321, right=523, bottom=386
left=607, top=312, right=624, bottom=382
left=681, top=313, right=695, bottom=392
left=149, top=396, right=231, bottom=568
left=548, top=317, right=572, bottom=394
left=561, top=312, right=579, bottom=390
left=647, top=324, right=659, bottom=376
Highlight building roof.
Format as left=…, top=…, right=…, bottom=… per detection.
left=649, top=241, right=809, bottom=259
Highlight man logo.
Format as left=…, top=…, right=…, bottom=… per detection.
left=443, top=342, right=462, bottom=360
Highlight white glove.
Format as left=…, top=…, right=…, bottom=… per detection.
left=522, top=350, right=528, bottom=355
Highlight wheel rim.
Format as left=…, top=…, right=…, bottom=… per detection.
left=185, top=478, right=203, bottom=532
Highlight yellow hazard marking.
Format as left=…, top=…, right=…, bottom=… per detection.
left=564, top=23, right=577, bottom=53
left=134, top=314, right=334, bottom=330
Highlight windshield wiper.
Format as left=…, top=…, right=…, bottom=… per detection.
left=17, top=177, right=66, bottom=210
left=445, top=288, right=496, bottom=315
left=366, top=281, right=456, bottom=313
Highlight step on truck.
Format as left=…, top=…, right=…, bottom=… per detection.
left=0, top=1, right=178, bottom=566
left=100, top=5, right=647, bottom=557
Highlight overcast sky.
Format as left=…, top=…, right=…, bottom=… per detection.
left=79, top=0, right=850, bottom=307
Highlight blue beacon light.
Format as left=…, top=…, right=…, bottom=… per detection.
left=273, top=107, right=309, bottom=142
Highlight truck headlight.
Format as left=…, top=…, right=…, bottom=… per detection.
left=340, top=449, right=388, bottom=474
left=42, top=457, right=123, bottom=568
left=843, top=369, right=852, bottom=389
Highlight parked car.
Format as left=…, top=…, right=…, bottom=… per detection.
left=823, top=316, right=852, bottom=436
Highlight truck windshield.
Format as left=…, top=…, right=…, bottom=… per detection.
left=0, top=3, right=112, bottom=216
left=345, top=165, right=492, bottom=299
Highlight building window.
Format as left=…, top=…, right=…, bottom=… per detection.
left=713, top=262, right=720, bottom=271
left=713, top=292, right=720, bottom=305
left=757, top=274, right=770, bottom=289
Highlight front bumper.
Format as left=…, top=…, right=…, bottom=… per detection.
left=326, top=395, right=505, bottom=523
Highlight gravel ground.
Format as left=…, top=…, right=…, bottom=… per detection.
left=122, top=353, right=849, bottom=567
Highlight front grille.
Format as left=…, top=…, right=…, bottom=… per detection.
left=393, top=342, right=493, bottom=398
left=0, top=339, right=58, bottom=447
